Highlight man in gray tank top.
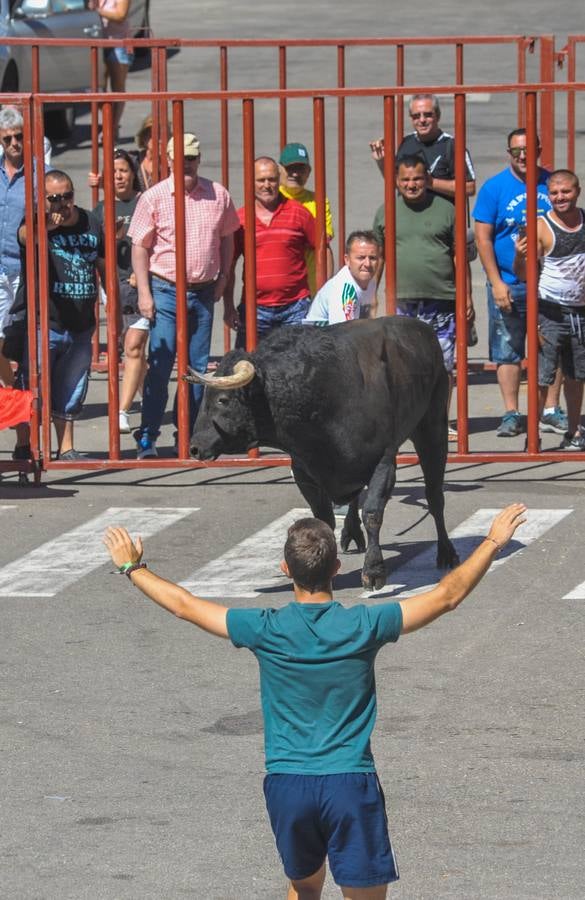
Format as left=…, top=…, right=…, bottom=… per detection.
left=514, top=169, right=585, bottom=450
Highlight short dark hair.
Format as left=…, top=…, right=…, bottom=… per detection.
left=345, top=230, right=381, bottom=254
left=45, top=169, right=73, bottom=190
left=284, top=518, right=338, bottom=593
left=548, top=168, right=579, bottom=188
left=395, top=154, right=427, bottom=174
left=507, top=127, right=526, bottom=145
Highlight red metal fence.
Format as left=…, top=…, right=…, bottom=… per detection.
left=1, top=34, right=583, bottom=481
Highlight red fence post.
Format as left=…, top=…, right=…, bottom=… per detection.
left=382, top=95, right=397, bottom=316
left=22, top=98, right=40, bottom=473
left=313, top=97, right=327, bottom=291
left=172, top=101, right=190, bottom=460
left=396, top=45, right=405, bottom=145
left=242, top=98, right=257, bottom=353
left=33, top=100, right=52, bottom=462
left=454, top=92, right=469, bottom=452
left=101, top=101, right=121, bottom=460
left=337, top=44, right=346, bottom=262
left=566, top=38, right=576, bottom=171
left=525, top=92, right=541, bottom=455
left=279, top=46, right=287, bottom=150
left=539, top=35, right=555, bottom=170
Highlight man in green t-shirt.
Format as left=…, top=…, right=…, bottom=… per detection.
left=373, top=155, right=474, bottom=438
left=104, top=503, right=526, bottom=899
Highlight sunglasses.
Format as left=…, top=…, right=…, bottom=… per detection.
left=507, top=146, right=540, bottom=159
left=46, top=191, right=74, bottom=204
left=411, top=112, right=435, bottom=120
left=1, top=132, right=23, bottom=145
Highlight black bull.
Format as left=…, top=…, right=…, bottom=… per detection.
left=186, top=316, right=459, bottom=590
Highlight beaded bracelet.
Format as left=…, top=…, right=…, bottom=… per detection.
left=118, top=561, right=148, bottom=578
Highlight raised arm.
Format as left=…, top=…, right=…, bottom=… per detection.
left=399, top=504, right=526, bottom=635
left=103, top=526, right=229, bottom=638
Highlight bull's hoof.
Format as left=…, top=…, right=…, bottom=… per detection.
left=436, top=541, right=460, bottom=570
left=340, top=524, right=366, bottom=554
left=361, top=568, right=386, bottom=592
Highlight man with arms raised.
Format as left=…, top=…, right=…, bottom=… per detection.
left=104, top=503, right=526, bottom=899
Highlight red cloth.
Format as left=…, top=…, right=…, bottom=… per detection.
left=0, top=387, right=33, bottom=430
left=234, top=197, right=316, bottom=307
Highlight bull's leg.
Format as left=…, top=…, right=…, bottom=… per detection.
left=291, top=462, right=335, bottom=529
left=340, top=498, right=366, bottom=553
left=360, top=450, right=397, bottom=591
left=410, top=374, right=459, bottom=569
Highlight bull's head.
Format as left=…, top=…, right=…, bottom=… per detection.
left=184, top=359, right=260, bottom=460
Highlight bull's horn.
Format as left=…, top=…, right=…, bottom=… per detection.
left=182, top=359, right=256, bottom=389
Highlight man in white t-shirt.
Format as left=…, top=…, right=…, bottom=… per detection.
left=305, top=230, right=380, bottom=325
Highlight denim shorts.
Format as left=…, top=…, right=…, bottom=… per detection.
left=104, top=45, right=134, bottom=67
left=263, top=772, right=399, bottom=888
left=538, top=300, right=585, bottom=383
left=397, top=299, right=456, bottom=372
left=487, top=282, right=527, bottom=364
left=235, top=296, right=310, bottom=349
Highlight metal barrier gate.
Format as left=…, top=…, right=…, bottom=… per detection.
left=0, top=34, right=582, bottom=481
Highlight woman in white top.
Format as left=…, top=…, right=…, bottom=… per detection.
left=90, top=0, right=133, bottom=139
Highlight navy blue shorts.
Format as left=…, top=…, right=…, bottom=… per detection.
left=263, top=772, right=399, bottom=888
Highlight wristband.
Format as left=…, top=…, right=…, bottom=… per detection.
left=484, top=537, right=500, bottom=552
left=118, top=561, right=147, bottom=578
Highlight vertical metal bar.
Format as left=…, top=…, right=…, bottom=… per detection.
left=172, top=101, right=190, bottom=460
left=454, top=93, right=469, bottom=452
left=220, top=45, right=229, bottom=188
left=34, top=102, right=52, bottom=461
left=396, top=45, right=405, bottom=145
left=567, top=38, right=576, bottom=171
left=242, top=99, right=257, bottom=353
left=31, top=45, right=40, bottom=94
left=517, top=39, right=527, bottom=126
left=383, top=95, right=396, bottom=316
left=313, top=97, right=327, bottom=291
left=101, top=101, right=121, bottom=460
left=220, top=45, right=231, bottom=355
left=22, top=99, right=40, bottom=468
left=242, top=98, right=259, bottom=460
left=455, top=42, right=464, bottom=84
left=279, top=46, right=287, bottom=150
left=539, top=35, right=555, bottom=170
left=90, top=45, right=101, bottom=368
left=525, top=92, right=540, bottom=455
left=151, top=46, right=161, bottom=181
left=337, top=45, right=346, bottom=264
left=158, top=46, right=169, bottom=180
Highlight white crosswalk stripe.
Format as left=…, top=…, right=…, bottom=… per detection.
left=0, top=507, right=199, bottom=597
left=362, top=508, right=573, bottom=599
left=180, top=508, right=311, bottom=598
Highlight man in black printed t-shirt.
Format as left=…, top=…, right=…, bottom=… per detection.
left=13, top=169, right=106, bottom=461
left=369, top=93, right=476, bottom=201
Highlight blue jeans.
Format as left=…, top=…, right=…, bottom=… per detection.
left=19, top=327, right=94, bottom=420
left=235, top=297, right=310, bottom=349
left=139, top=277, right=215, bottom=440
left=487, top=282, right=527, bottom=364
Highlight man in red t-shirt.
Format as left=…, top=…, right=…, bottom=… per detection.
left=224, top=157, right=316, bottom=348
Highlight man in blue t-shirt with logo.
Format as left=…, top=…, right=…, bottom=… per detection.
left=104, top=504, right=526, bottom=898
left=474, top=128, right=565, bottom=438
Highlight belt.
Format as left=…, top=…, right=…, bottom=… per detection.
left=152, top=272, right=215, bottom=291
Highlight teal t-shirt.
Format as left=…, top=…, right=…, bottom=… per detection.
left=227, top=600, right=402, bottom=774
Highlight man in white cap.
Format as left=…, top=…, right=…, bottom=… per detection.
left=128, top=132, right=240, bottom=459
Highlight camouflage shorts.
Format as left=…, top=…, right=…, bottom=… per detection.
left=397, top=299, right=456, bottom=373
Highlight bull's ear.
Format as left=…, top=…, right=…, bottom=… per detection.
left=182, top=360, right=256, bottom=390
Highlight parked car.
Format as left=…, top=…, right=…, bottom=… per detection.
left=0, top=0, right=151, bottom=139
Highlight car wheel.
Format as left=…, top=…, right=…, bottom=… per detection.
left=45, top=107, right=76, bottom=142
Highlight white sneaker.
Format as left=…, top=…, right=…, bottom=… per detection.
left=119, top=410, right=131, bottom=433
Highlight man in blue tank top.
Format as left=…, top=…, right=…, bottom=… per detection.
left=104, top=505, right=526, bottom=898
left=514, top=169, right=585, bottom=451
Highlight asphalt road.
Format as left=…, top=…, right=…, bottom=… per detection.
left=1, top=2, right=585, bottom=898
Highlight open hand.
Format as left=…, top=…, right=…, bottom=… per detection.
left=103, top=526, right=143, bottom=568
left=486, top=503, right=527, bottom=550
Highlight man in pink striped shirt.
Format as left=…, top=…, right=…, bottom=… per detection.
left=128, top=133, right=240, bottom=459
left=224, top=157, right=316, bottom=349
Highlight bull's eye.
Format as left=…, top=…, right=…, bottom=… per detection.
left=217, top=396, right=229, bottom=406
